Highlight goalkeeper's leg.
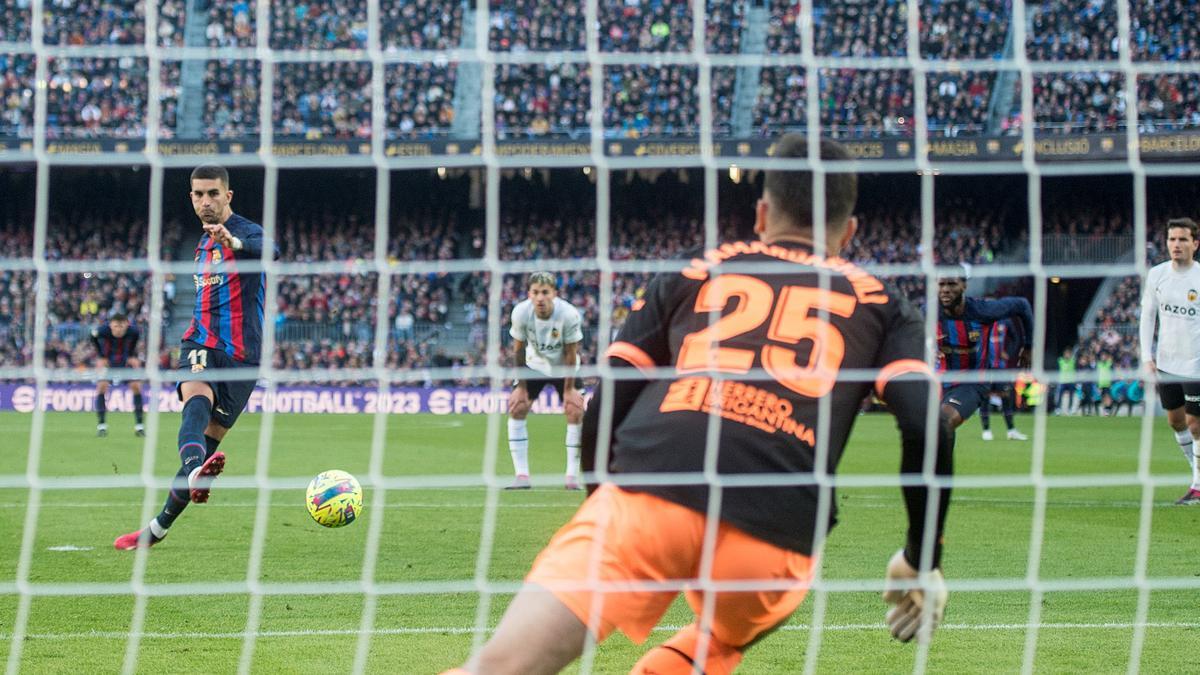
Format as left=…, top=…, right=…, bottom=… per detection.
left=460, top=584, right=590, bottom=675
left=638, top=528, right=814, bottom=675
left=630, top=623, right=744, bottom=675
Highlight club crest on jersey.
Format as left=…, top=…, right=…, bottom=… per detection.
left=1189, top=289, right=1198, bottom=303
left=551, top=329, right=559, bottom=338
left=191, top=363, right=206, bottom=373
left=211, top=249, right=222, bottom=264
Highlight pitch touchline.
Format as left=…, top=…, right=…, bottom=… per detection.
left=2, top=621, right=1197, bottom=642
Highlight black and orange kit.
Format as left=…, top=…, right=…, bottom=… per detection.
left=586, top=240, right=953, bottom=566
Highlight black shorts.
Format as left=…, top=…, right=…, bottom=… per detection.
left=987, top=382, right=1013, bottom=396
left=96, top=357, right=137, bottom=385
left=942, top=383, right=990, bottom=421
left=1156, top=372, right=1200, bottom=416
left=177, top=341, right=257, bottom=429
left=519, top=367, right=570, bottom=402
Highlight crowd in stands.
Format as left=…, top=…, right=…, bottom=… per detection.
left=0, top=217, right=182, bottom=371
left=920, top=0, right=1010, bottom=60
left=0, top=56, right=171, bottom=139
left=1005, top=0, right=1200, bottom=133
left=0, top=168, right=1036, bottom=383
left=756, top=0, right=1004, bottom=138
left=38, top=0, right=186, bottom=47
left=487, top=0, right=741, bottom=138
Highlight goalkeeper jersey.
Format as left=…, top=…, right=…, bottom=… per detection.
left=1140, top=260, right=1200, bottom=378
left=600, top=240, right=945, bottom=556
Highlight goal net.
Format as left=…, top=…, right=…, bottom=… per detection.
left=3, top=0, right=1199, bottom=672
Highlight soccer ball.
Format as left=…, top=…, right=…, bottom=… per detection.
left=306, top=470, right=363, bottom=528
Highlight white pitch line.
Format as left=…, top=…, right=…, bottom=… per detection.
left=2, top=621, right=1198, bottom=642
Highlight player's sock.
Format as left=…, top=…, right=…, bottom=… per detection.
left=979, top=411, right=990, bottom=431
left=1175, top=429, right=1194, bottom=467
left=507, top=418, right=530, bottom=476
left=1002, top=392, right=1016, bottom=430
left=148, top=516, right=169, bottom=540
left=565, top=423, right=582, bottom=479
left=1192, top=442, right=1200, bottom=490
left=96, top=393, right=107, bottom=424
left=133, top=392, right=144, bottom=425
left=205, top=434, right=221, bottom=459
left=178, top=397, right=212, bottom=472
left=153, top=466, right=192, bottom=531
left=630, top=624, right=743, bottom=675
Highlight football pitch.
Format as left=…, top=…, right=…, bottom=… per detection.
left=1, top=411, right=1197, bottom=674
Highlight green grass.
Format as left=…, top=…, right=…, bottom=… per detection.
left=1, top=411, right=1198, bottom=673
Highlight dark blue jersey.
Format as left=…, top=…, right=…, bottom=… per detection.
left=91, top=324, right=140, bottom=365
left=937, top=296, right=1033, bottom=375
left=181, top=213, right=277, bottom=364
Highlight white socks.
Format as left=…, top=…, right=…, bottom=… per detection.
left=507, top=418, right=529, bottom=476
left=508, top=419, right=584, bottom=479
left=1175, top=429, right=1195, bottom=468
left=565, top=423, right=582, bottom=479
left=1192, top=442, right=1200, bottom=490
left=149, top=518, right=168, bottom=539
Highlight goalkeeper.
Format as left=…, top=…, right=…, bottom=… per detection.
left=449, top=135, right=954, bottom=674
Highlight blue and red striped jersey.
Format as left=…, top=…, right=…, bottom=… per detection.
left=937, top=296, right=1033, bottom=376
left=986, top=318, right=1023, bottom=369
left=182, top=213, right=276, bottom=364
left=91, top=324, right=140, bottom=365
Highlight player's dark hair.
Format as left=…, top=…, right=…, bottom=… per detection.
left=109, top=312, right=128, bottom=322
left=763, top=134, right=857, bottom=233
left=190, top=164, right=229, bottom=188
left=1166, top=217, right=1198, bottom=240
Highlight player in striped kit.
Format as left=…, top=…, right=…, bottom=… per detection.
left=115, top=164, right=276, bottom=549
left=90, top=312, right=144, bottom=437
left=506, top=272, right=586, bottom=490
left=936, top=264, right=1034, bottom=434
left=1139, top=217, right=1200, bottom=505
left=979, top=317, right=1028, bottom=441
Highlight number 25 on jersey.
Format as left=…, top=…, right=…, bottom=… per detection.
left=676, top=274, right=856, bottom=398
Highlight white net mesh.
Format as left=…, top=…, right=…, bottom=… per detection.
left=5, top=0, right=1200, bottom=672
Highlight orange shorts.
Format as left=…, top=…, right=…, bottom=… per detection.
left=526, top=483, right=814, bottom=646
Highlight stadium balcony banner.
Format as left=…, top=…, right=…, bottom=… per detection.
left=4, top=132, right=1200, bottom=161
left=0, top=383, right=575, bottom=415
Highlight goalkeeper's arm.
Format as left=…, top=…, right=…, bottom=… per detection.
left=579, top=355, right=648, bottom=494
left=878, top=372, right=954, bottom=642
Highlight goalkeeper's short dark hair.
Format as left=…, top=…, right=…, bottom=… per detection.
left=527, top=272, right=557, bottom=289
left=190, top=164, right=229, bottom=188
left=1167, top=217, right=1199, bottom=240
left=763, top=134, right=858, bottom=233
